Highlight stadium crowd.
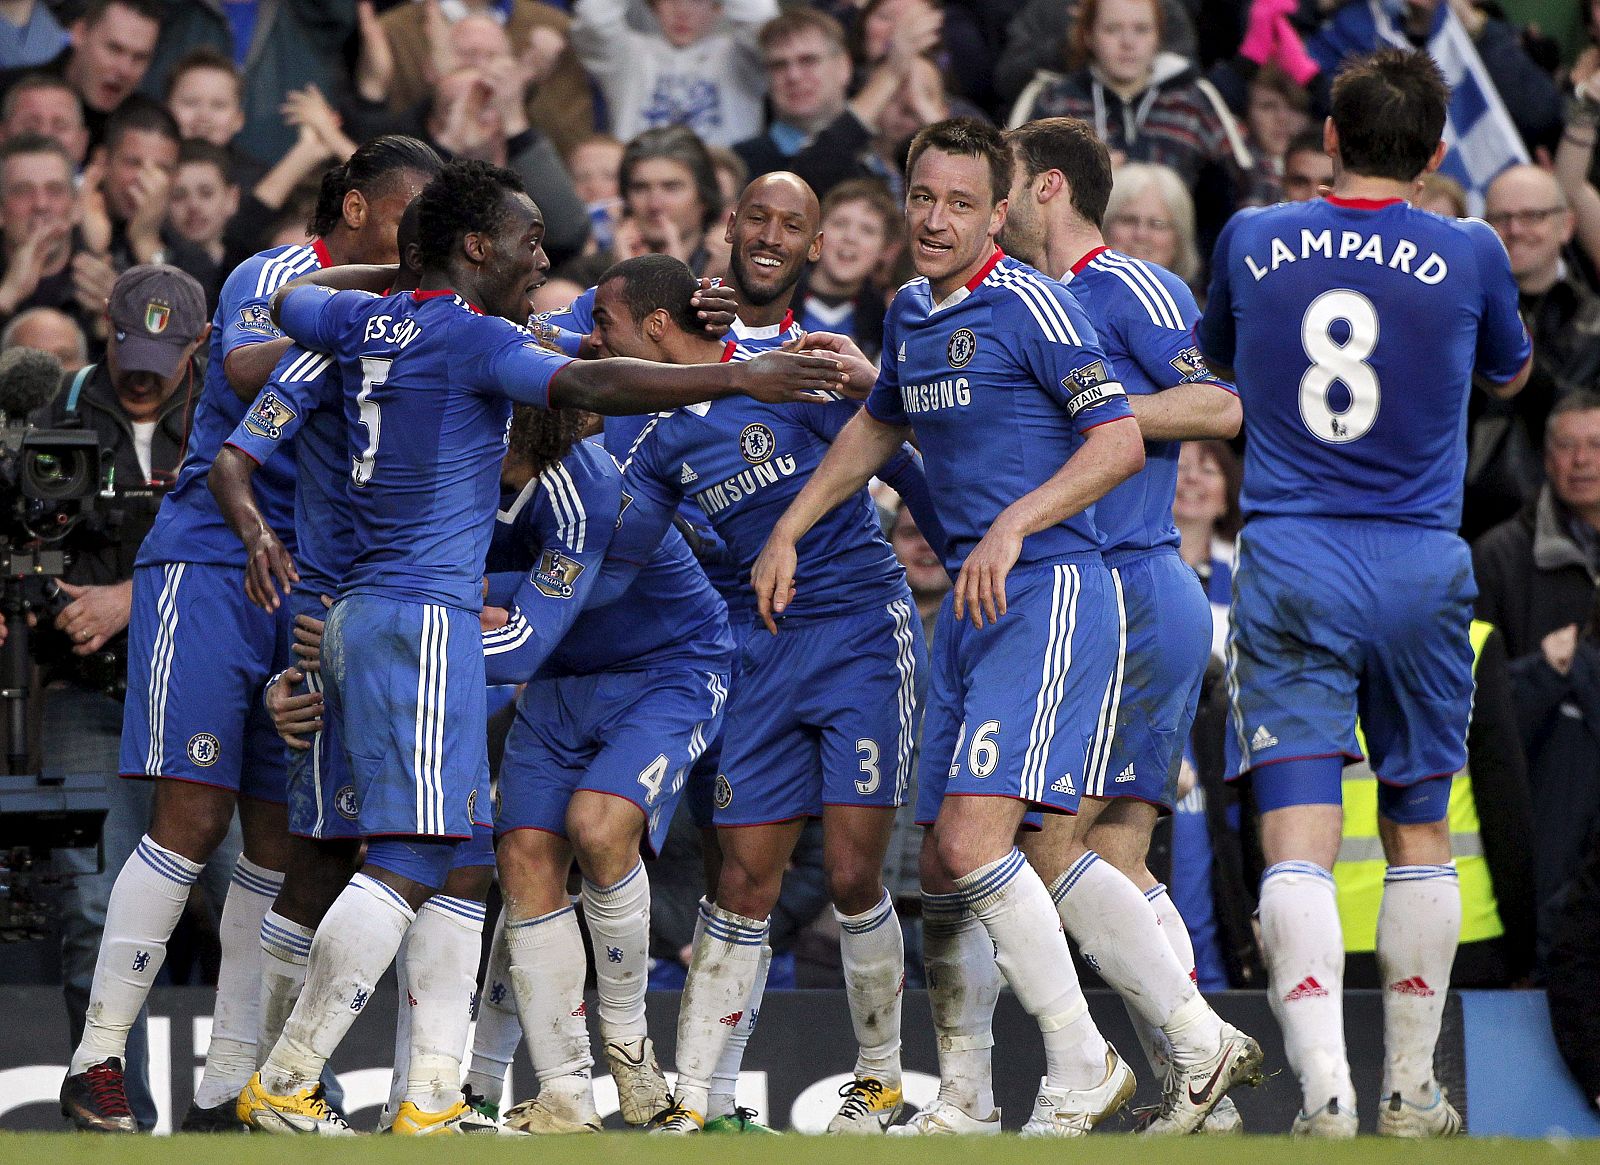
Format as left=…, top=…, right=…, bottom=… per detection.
left=2, top=0, right=1599, bottom=1135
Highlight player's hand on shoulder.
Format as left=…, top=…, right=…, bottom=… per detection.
left=735, top=348, right=847, bottom=404
left=266, top=666, right=321, bottom=749
left=953, top=517, right=1024, bottom=630
left=790, top=332, right=877, bottom=400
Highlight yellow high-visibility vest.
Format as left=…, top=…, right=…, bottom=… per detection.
left=1334, top=619, right=1503, bottom=952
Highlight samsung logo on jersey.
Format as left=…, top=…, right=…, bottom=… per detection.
left=1244, top=228, right=1447, bottom=285
left=694, top=455, right=799, bottom=517
left=900, top=378, right=971, bottom=413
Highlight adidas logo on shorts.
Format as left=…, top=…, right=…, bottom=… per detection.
left=680, top=463, right=698, bottom=484
left=1050, top=773, right=1076, bottom=795
left=1251, top=724, right=1279, bottom=751
left=1114, top=764, right=1136, bottom=783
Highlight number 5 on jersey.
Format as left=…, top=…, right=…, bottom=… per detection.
left=354, top=356, right=391, bottom=485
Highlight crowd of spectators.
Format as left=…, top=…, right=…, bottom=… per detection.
left=2, top=0, right=1600, bottom=1108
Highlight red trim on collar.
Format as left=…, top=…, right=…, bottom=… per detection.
left=311, top=238, right=333, bottom=268
left=966, top=247, right=1005, bottom=290
left=1070, top=245, right=1109, bottom=276
left=1324, top=194, right=1406, bottom=210
left=720, top=340, right=737, bottom=363
left=412, top=289, right=484, bottom=314
left=780, top=308, right=794, bottom=331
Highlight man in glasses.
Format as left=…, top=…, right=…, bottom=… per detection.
left=1469, top=164, right=1600, bottom=538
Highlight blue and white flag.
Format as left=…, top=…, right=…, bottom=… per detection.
left=1310, top=0, right=1528, bottom=215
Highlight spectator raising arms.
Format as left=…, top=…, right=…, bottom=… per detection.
left=572, top=0, right=777, bottom=148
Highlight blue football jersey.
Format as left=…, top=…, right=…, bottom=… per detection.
left=624, top=373, right=906, bottom=622
left=137, top=241, right=329, bottom=569
left=866, top=250, right=1134, bottom=573
left=483, top=438, right=732, bottom=681
left=224, top=346, right=353, bottom=597
left=1065, top=246, right=1235, bottom=557
left=277, top=286, right=574, bottom=611
left=1198, top=195, right=1531, bottom=529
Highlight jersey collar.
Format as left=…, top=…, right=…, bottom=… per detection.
left=931, top=247, right=1005, bottom=314
left=412, top=289, right=486, bottom=314
left=1068, top=244, right=1109, bottom=277
left=729, top=309, right=794, bottom=341
left=1323, top=194, right=1407, bottom=210
left=683, top=342, right=741, bottom=417
left=310, top=238, right=333, bottom=268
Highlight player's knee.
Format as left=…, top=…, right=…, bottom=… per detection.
left=826, top=860, right=884, bottom=916
left=566, top=803, right=642, bottom=882
left=149, top=788, right=234, bottom=863
left=442, top=863, right=494, bottom=902
left=714, top=854, right=781, bottom=919
left=932, top=825, right=1004, bottom=884
left=276, top=838, right=360, bottom=922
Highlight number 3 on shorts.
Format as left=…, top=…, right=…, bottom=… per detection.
left=1299, top=288, right=1379, bottom=444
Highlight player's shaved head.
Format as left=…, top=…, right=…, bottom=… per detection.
left=726, top=171, right=823, bottom=308
left=395, top=196, right=423, bottom=284
left=736, top=171, right=821, bottom=230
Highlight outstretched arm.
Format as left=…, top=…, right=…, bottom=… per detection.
left=751, top=408, right=910, bottom=632
left=548, top=348, right=845, bottom=414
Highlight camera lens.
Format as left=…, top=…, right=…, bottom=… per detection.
left=22, top=449, right=93, bottom=501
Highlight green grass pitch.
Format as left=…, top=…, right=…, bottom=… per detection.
left=6, top=1134, right=1600, bottom=1162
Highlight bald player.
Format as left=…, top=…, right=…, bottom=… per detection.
left=601, top=175, right=934, bottom=1135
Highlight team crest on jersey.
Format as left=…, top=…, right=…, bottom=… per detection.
left=1061, top=361, right=1125, bottom=418
left=532, top=548, right=585, bottom=598
left=236, top=303, right=279, bottom=336
left=1169, top=345, right=1210, bottom=381
left=335, top=786, right=359, bottom=820
left=242, top=391, right=298, bottom=441
left=946, top=328, right=977, bottom=368
left=187, top=732, right=220, bottom=768
left=739, top=423, right=776, bottom=464
left=714, top=773, right=733, bottom=809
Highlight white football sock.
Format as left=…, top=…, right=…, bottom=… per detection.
left=1377, top=864, right=1460, bottom=1104
left=836, top=890, right=904, bottom=1086
left=922, top=890, right=998, bottom=1118
left=1259, top=861, right=1354, bottom=1115
left=465, top=911, right=521, bottom=1105
left=1125, top=884, right=1192, bottom=1075
left=192, top=857, right=282, bottom=1108
left=260, top=873, right=414, bottom=1095
left=72, top=835, right=203, bottom=1072
left=581, top=863, right=651, bottom=1045
left=956, top=848, right=1107, bottom=1090
left=402, top=894, right=486, bottom=1111
left=1051, top=852, right=1220, bottom=1068
left=705, top=900, right=771, bottom=1121
left=386, top=928, right=415, bottom=1122
left=258, top=909, right=314, bottom=1066
left=505, top=904, right=595, bottom=1120
left=673, top=903, right=767, bottom=1117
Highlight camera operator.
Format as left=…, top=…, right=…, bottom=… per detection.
left=40, top=263, right=238, bottom=1131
